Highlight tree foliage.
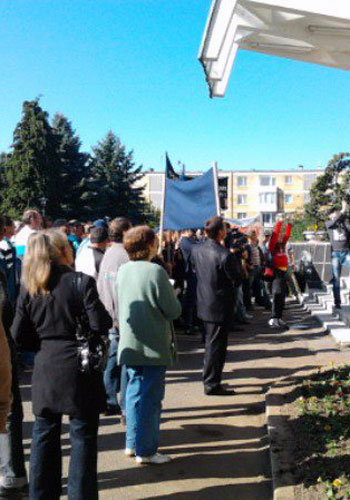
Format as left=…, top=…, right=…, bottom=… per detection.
left=1, top=99, right=62, bottom=218
left=307, top=153, right=350, bottom=227
left=0, top=100, right=149, bottom=223
left=87, top=131, right=146, bottom=222
left=51, top=113, right=90, bottom=218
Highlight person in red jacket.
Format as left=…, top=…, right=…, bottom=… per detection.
left=268, top=218, right=292, bottom=328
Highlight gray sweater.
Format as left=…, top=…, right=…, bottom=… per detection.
left=97, top=243, right=129, bottom=327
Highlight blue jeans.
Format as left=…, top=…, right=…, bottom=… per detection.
left=331, top=250, right=350, bottom=305
left=0, top=358, right=27, bottom=488
left=125, top=366, right=166, bottom=457
left=29, top=412, right=99, bottom=500
left=233, top=285, right=247, bottom=322
left=118, top=365, right=128, bottom=414
left=103, top=330, right=120, bottom=407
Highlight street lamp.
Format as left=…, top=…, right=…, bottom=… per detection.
left=39, top=197, right=48, bottom=218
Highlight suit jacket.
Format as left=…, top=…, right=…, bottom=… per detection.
left=191, top=239, right=240, bottom=323
left=11, top=265, right=111, bottom=418
left=180, top=236, right=198, bottom=275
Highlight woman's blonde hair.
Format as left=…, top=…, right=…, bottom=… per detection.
left=23, top=230, right=68, bottom=296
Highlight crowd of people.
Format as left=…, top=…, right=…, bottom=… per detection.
left=0, top=208, right=301, bottom=500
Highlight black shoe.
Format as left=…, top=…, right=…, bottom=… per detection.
left=204, top=386, right=236, bottom=396
left=0, top=484, right=28, bottom=499
left=104, top=404, right=119, bottom=416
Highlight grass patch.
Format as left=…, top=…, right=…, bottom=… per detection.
left=290, top=365, right=350, bottom=499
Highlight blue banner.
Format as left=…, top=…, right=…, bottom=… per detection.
left=163, top=168, right=218, bottom=230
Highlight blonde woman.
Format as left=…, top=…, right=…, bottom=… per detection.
left=11, top=230, right=111, bottom=500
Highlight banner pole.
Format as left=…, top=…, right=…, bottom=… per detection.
left=158, top=172, right=166, bottom=253
left=213, top=161, right=220, bottom=216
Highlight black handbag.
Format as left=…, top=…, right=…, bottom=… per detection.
left=74, top=273, right=110, bottom=373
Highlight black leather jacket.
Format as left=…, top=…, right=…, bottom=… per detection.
left=191, top=238, right=241, bottom=323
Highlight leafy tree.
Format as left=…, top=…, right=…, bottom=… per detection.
left=307, top=153, right=350, bottom=227
left=51, top=113, right=90, bottom=219
left=143, top=200, right=160, bottom=229
left=88, top=131, right=145, bottom=222
left=288, top=211, right=319, bottom=242
left=1, top=99, right=62, bottom=218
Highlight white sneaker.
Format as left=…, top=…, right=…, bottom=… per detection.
left=268, top=318, right=280, bottom=328
left=278, top=319, right=288, bottom=328
left=125, top=448, right=135, bottom=457
left=136, top=453, right=172, bottom=465
left=244, top=314, right=253, bottom=320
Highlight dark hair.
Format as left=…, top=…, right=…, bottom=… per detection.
left=109, top=217, right=132, bottom=243
left=52, top=219, right=67, bottom=228
left=90, top=226, right=109, bottom=244
left=204, top=216, right=225, bottom=240
left=123, top=226, right=156, bottom=261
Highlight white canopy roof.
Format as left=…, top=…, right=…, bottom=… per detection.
left=198, top=0, right=350, bottom=97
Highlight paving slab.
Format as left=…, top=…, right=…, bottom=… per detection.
left=19, top=301, right=350, bottom=500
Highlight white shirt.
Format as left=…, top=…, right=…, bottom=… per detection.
left=14, top=225, right=36, bottom=258
left=75, top=245, right=97, bottom=280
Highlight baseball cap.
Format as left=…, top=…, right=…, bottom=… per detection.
left=92, top=219, right=109, bottom=229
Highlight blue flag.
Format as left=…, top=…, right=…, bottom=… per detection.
left=163, top=168, right=218, bottom=230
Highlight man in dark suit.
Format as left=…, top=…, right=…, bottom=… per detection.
left=179, top=229, right=199, bottom=335
left=191, top=216, right=240, bottom=395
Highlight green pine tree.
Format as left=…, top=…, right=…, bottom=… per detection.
left=88, top=131, right=145, bottom=222
left=1, top=99, right=62, bottom=219
left=307, top=153, right=350, bottom=227
left=52, top=113, right=90, bottom=219
left=0, top=153, right=8, bottom=204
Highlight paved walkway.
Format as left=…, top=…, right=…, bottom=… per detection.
left=20, top=301, right=350, bottom=500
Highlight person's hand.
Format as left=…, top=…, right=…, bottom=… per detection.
left=341, top=199, right=348, bottom=213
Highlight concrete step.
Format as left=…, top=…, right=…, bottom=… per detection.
left=331, top=328, right=350, bottom=344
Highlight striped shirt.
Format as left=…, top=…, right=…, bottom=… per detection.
left=250, top=243, right=261, bottom=266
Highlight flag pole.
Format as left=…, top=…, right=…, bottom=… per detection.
left=213, top=161, right=220, bottom=216
left=158, top=171, right=166, bottom=253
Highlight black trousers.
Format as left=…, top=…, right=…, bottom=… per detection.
left=203, top=321, right=229, bottom=391
left=271, top=270, right=288, bottom=319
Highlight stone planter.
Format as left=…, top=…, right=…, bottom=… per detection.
left=302, top=230, right=327, bottom=242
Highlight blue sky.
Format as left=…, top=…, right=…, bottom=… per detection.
left=0, top=0, right=349, bottom=172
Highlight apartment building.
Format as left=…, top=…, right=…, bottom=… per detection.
left=138, top=167, right=324, bottom=226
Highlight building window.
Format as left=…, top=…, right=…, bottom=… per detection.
left=237, top=176, right=247, bottom=187
left=259, top=192, right=276, bottom=204
left=285, top=194, right=293, bottom=204
left=262, top=213, right=276, bottom=225
left=237, top=194, right=247, bottom=205
left=237, top=212, right=247, bottom=220
left=260, top=176, right=276, bottom=186
left=285, top=175, right=293, bottom=185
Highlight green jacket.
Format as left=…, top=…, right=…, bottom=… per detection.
left=116, top=261, right=182, bottom=366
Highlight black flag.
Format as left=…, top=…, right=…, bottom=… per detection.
left=165, top=153, right=180, bottom=180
